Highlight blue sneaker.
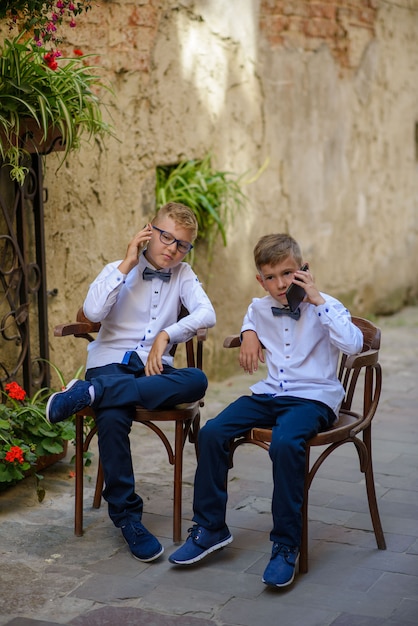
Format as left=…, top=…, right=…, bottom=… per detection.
left=262, top=543, right=299, bottom=587
left=47, top=379, right=92, bottom=424
left=121, top=520, right=164, bottom=562
left=169, top=524, right=233, bottom=565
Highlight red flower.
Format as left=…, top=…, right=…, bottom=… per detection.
left=5, top=446, right=25, bottom=464
left=44, top=52, right=59, bottom=70
left=5, top=382, right=26, bottom=401
left=73, top=48, right=84, bottom=56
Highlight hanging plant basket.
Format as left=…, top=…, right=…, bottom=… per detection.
left=16, top=119, right=66, bottom=155
left=0, top=35, right=113, bottom=185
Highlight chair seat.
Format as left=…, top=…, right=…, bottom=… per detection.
left=248, top=411, right=363, bottom=447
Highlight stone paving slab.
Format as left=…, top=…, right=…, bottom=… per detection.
left=1, top=308, right=418, bottom=625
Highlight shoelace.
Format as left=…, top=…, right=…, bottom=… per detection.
left=187, top=524, right=201, bottom=541
left=271, top=542, right=298, bottom=563
left=124, top=521, right=146, bottom=536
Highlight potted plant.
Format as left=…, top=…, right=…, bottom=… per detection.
left=0, top=1, right=112, bottom=184
left=0, top=379, right=75, bottom=499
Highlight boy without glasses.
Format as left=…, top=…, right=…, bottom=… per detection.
left=47, top=202, right=216, bottom=563
left=169, top=233, right=362, bottom=588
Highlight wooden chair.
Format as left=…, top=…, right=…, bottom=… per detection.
left=54, top=306, right=207, bottom=543
left=225, top=316, right=386, bottom=573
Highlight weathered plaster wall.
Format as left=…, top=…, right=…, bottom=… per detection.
left=16, top=0, right=417, bottom=380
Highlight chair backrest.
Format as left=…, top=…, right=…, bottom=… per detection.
left=338, top=316, right=381, bottom=416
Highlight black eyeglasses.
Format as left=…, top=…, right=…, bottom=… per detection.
left=152, top=226, right=194, bottom=254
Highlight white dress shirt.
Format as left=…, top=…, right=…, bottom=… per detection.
left=83, top=252, right=216, bottom=370
left=241, top=294, right=363, bottom=416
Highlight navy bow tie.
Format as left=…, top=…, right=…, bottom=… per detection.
left=142, top=267, right=172, bottom=283
left=271, top=306, right=301, bottom=320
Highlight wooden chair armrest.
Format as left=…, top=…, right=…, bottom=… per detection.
left=223, top=334, right=241, bottom=348
left=54, top=321, right=101, bottom=337
left=345, top=348, right=379, bottom=370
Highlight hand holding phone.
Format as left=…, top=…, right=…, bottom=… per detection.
left=286, top=264, right=309, bottom=312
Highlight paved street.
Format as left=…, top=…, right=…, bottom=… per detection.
left=1, top=307, right=417, bottom=625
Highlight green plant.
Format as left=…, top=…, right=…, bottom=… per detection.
left=156, top=154, right=248, bottom=255
left=0, top=1, right=92, bottom=46
left=0, top=34, right=113, bottom=185
left=0, top=380, right=75, bottom=498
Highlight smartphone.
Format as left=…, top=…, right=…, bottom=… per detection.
left=286, top=263, right=309, bottom=312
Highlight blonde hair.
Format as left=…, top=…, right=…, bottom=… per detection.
left=254, top=234, right=302, bottom=270
left=153, top=202, right=198, bottom=240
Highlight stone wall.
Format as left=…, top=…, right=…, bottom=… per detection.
left=2, top=0, right=417, bottom=381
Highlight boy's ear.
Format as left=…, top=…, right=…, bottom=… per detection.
left=256, top=273, right=266, bottom=290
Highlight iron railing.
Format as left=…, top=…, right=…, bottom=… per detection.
left=0, top=154, right=51, bottom=392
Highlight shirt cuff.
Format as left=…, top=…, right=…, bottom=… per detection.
left=108, top=267, right=127, bottom=290
left=314, top=301, right=334, bottom=323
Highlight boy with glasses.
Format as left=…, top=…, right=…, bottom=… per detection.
left=47, top=202, right=216, bottom=563
left=169, top=233, right=362, bottom=588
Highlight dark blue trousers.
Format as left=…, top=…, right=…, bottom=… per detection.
left=85, top=352, right=207, bottom=527
left=192, top=394, right=335, bottom=547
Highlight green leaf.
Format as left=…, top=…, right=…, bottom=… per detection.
left=39, top=439, right=64, bottom=455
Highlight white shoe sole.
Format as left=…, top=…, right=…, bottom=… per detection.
left=130, top=544, right=164, bottom=563
left=169, top=534, right=233, bottom=565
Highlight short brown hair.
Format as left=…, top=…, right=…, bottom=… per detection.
left=254, top=234, right=302, bottom=270
left=153, top=202, right=198, bottom=240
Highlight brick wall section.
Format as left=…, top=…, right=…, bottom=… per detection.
left=259, top=0, right=379, bottom=68
left=61, top=1, right=162, bottom=75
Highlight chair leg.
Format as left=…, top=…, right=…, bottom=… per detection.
left=363, top=429, right=386, bottom=550
left=93, top=459, right=104, bottom=509
left=299, top=449, right=310, bottom=574
left=75, top=413, right=84, bottom=537
left=173, top=420, right=185, bottom=543
left=172, top=421, right=183, bottom=543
